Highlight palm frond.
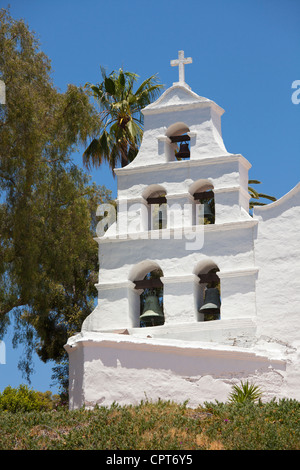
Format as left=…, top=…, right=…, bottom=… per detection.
left=248, top=179, right=277, bottom=212
left=83, top=67, right=163, bottom=169
left=104, top=77, right=116, bottom=95
left=82, top=138, right=102, bottom=169
left=100, top=65, right=107, bottom=80
left=248, top=186, right=260, bottom=199
left=250, top=201, right=267, bottom=208
left=123, top=71, right=139, bottom=81
left=248, top=179, right=262, bottom=185
left=126, top=119, right=142, bottom=142
left=256, top=193, right=277, bottom=202
left=134, top=73, right=163, bottom=97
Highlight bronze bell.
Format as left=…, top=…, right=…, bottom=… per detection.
left=176, top=142, right=190, bottom=159
left=199, top=287, right=221, bottom=320
left=140, top=293, right=164, bottom=327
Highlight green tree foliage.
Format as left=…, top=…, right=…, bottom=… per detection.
left=83, top=67, right=163, bottom=170
left=0, top=8, right=112, bottom=380
left=0, top=384, right=61, bottom=412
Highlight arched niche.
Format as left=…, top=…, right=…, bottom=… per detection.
left=193, top=260, right=221, bottom=322
left=189, top=180, right=215, bottom=225
left=142, top=185, right=167, bottom=230
left=165, top=122, right=191, bottom=161
left=128, top=261, right=164, bottom=328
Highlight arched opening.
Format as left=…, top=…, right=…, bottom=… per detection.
left=189, top=180, right=215, bottom=225
left=139, top=269, right=164, bottom=327
left=130, top=262, right=164, bottom=328
left=142, top=185, right=167, bottom=231
left=194, top=261, right=221, bottom=322
left=166, top=122, right=191, bottom=161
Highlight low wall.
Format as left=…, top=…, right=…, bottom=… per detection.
left=65, top=331, right=289, bottom=410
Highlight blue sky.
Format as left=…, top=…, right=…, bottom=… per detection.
left=0, top=0, right=299, bottom=393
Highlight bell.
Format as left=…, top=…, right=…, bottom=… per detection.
left=176, top=142, right=190, bottom=159
left=199, top=287, right=221, bottom=319
left=140, top=293, right=164, bottom=327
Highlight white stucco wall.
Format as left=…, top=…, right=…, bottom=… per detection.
left=72, top=185, right=300, bottom=409
left=66, top=332, right=289, bottom=410
left=128, top=85, right=228, bottom=166
left=253, top=183, right=300, bottom=345
left=81, top=219, right=258, bottom=332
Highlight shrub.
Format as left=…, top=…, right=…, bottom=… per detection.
left=0, top=398, right=299, bottom=450
left=0, top=385, right=60, bottom=412
left=228, top=380, right=263, bottom=404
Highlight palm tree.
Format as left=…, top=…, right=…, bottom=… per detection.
left=83, top=67, right=163, bottom=172
left=248, top=179, right=277, bottom=209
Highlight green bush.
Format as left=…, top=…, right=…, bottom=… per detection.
left=203, top=398, right=300, bottom=450
left=0, top=385, right=60, bottom=412
left=0, top=398, right=299, bottom=450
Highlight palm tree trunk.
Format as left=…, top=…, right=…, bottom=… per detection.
left=120, top=142, right=128, bottom=167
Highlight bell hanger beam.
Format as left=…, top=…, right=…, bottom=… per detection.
left=146, top=196, right=167, bottom=205
left=169, top=135, right=190, bottom=143
left=198, top=272, right=220, bottom=284
left=134, top=279, right=163, bottom=289
left=193, top=190, right=214, bottom=201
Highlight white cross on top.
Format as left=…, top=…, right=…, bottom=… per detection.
left=170, top=50, right=192, bottom=85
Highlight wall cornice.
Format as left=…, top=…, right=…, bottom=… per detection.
left=114, top=154, right=251, bottom=176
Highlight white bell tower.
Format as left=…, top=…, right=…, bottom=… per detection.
left=65, top=51, right=300, bottom=410
left=81, top=51, right=256, bottom=335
